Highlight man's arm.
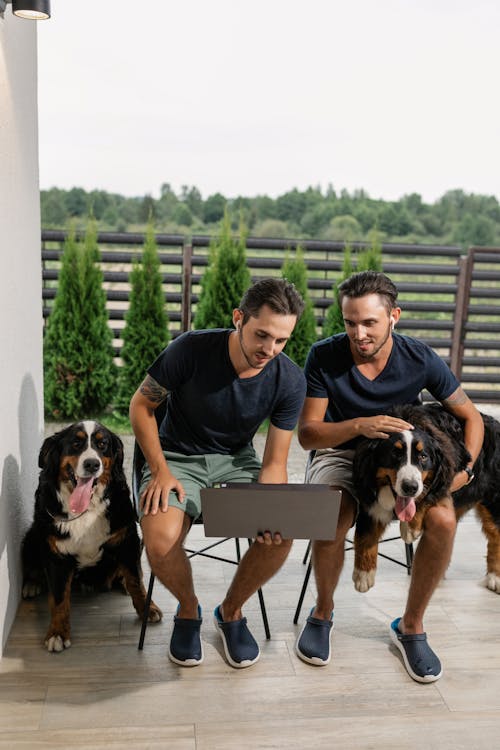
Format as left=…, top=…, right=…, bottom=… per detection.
left=254, top=423, right=294, bottom=545
left=298, top=396, right=414, bottom=450
left=129, top=374, right=185, bottom=515
left=258, top=423, right=294, bottom=484
left=442, top=386, right=485, bottom=492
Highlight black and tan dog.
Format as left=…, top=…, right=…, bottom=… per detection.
left=22, top=420, right=162, bottom=652
left=351, top=403, right=500, bottom=594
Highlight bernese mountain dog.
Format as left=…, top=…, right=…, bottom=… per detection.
left=351, top=403, right=500, bottom=594
left=22, top=420, right=162, bottom=652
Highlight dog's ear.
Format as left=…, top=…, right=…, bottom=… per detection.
left=109, top=432, right=125, bottom=478
left=38, top=433, right=63, bottom=470
left=421, top=422, right=458, bottom=498
left=353, top=439, right=380, bottom=506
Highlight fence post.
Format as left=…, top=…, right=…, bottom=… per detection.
left=181, top=242, right=193, bottom=332
left=450, top=250, right=474, bottom=378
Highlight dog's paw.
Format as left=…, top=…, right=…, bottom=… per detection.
left=484, top=573, right=500, bottom=593
left=22, top=581, right=42, bottom=599
left=352, top=567, right=376, bottom=593
left=45, top=634, right=72, bottom=653
left=148, top=602, right=163, bottom=622
left=400, top=521, right=422, bottom=544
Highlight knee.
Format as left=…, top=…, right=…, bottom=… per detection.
left=424, top=503, right=457, bottom=539
left=143, top=526, right=182, bottom=564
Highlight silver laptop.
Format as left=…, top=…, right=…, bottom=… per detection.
left=200, top=483, right=341, bottom=540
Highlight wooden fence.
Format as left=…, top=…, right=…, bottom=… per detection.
left=41, top=231, right=500, bottom=402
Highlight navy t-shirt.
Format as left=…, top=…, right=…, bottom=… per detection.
left=148, top=329, right=307, bottom=455
left=304, top=332, right=460, bottom=448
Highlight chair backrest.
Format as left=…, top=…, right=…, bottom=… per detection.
left=132, top=398, right=168, bottom=515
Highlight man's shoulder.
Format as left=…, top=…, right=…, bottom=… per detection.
left=275, top=352, right=306, bottom=381
left=309, top=333, right=350, bottom=360
left=171, top=328, right=230, bottom=348
left=393, top=334, right=437, bottom=359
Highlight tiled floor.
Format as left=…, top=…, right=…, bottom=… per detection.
left=2, top=409, right=500, bottom=749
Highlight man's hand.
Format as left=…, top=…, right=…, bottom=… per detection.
left=140, top=466, right=186, bottom=515
left=256, top=531, right=284, bottom=546
left=356, top=415, right=414, bottom=439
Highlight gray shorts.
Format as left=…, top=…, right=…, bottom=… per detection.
left=307, top=448, right=360, bottom=521
left=139, top=445, right=262, bottom=521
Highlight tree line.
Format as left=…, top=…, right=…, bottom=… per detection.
left=41, top=184, right=500, bottom=248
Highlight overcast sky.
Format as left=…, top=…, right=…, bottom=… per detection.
left=37, top=0, right=500, bottom=204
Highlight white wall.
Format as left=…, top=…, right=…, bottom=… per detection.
left=0, top=11, right=44, bottom=654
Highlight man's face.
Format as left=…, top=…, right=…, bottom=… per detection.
left=234, top=304, right=297, bottom=370
left=341, top=293, right=396, bottom=361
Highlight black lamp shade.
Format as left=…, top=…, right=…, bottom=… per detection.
left=12, top=0, right=50, bottom=19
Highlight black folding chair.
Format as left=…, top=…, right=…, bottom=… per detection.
left=133, top=402, right=271, bottom=649
left=293, top=451, right=414, bottom=624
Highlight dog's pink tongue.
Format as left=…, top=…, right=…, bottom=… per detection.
left=69, top=477, right=93, bottom=514
left=395, top=496, right=416, bottom=522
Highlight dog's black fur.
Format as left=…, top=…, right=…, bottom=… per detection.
left=351, top=403, right=500, bottom=593
left=22, top=420, right=162, bottom=651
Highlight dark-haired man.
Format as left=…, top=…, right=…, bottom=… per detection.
left=296, top=270, right=484, bottom=682
left=130, top=278, right=306, bottom=669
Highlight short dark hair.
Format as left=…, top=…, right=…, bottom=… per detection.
left=238, top=277, right=305, bottom=323
left=338, top=271, right=398, bottom=315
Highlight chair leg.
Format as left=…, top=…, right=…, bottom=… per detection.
left=293, top=560, right=312, bottom=625
left=405, top=542, right=414, bottom=573
left=302, top=540, right=311, bottom=565
left=138, top=571, right=155, bottom=651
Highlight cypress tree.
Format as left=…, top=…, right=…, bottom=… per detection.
left=78, top=220, right=117, bottom=415
left=43, top=228, right=85, bottom=419
left=115, top=225, right=170, bottom=416
left=43, top=222, right=117, bottom=419
left=193, top=209, right=251, bottom=329
left=281, top=247, right=317, bottom=367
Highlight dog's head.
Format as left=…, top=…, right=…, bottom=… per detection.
left=39, top=421, right=124, bottom=515
left=353, top=419, right=462, bottom=522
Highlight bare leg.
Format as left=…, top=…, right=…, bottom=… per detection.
left=221, top=539, right=293, bottom=620
left=141, top=508, right=199, bottom=619
left=311, top=493, right=357, bottom=619
left=400, top=497, right=457, bottom=634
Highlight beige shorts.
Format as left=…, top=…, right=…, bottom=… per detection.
left=307, top=448, right=360, bottom=521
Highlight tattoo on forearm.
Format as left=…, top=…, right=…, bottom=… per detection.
left=443, top=388, right=468, bottom=408
left=140, top=375, right=168, bottom=404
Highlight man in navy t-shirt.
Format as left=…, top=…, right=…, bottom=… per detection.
left=295, top=271, right=484, bottom=683
left=130, top=278, right=306, bottom=669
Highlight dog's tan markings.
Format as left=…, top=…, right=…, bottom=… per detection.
left=106, top=527, right=128, bottom=546
left=48, top=535, right=62, bottom=555
left=117, top=565, right=163, bottom=622
left=476, top=505, right=500, bottom=579
left=353, top=520, right=386, bottom=592
left=99, top=455, right=113, bottom=484
left=394, top=440, right=404, bottom=450
left=139, top=374, right=168, bottom=404
left=45, top=575, right=73, bottom=651
left=58, top=455, right=78, bottom=484
left=376, top=467, right=397, bottom=486
left=416, top=440, right=424, bottom=452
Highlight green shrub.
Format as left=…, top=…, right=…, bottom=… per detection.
left=281, top=247, right=317, bottom=367
left=44, top=222, right=117, bottom=419
left=115, top=225, right=170, bottom=416
left=193, top=209, right=251, bottom=329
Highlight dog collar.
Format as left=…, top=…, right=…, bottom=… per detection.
left=46, top=508, right=89, bottom=523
